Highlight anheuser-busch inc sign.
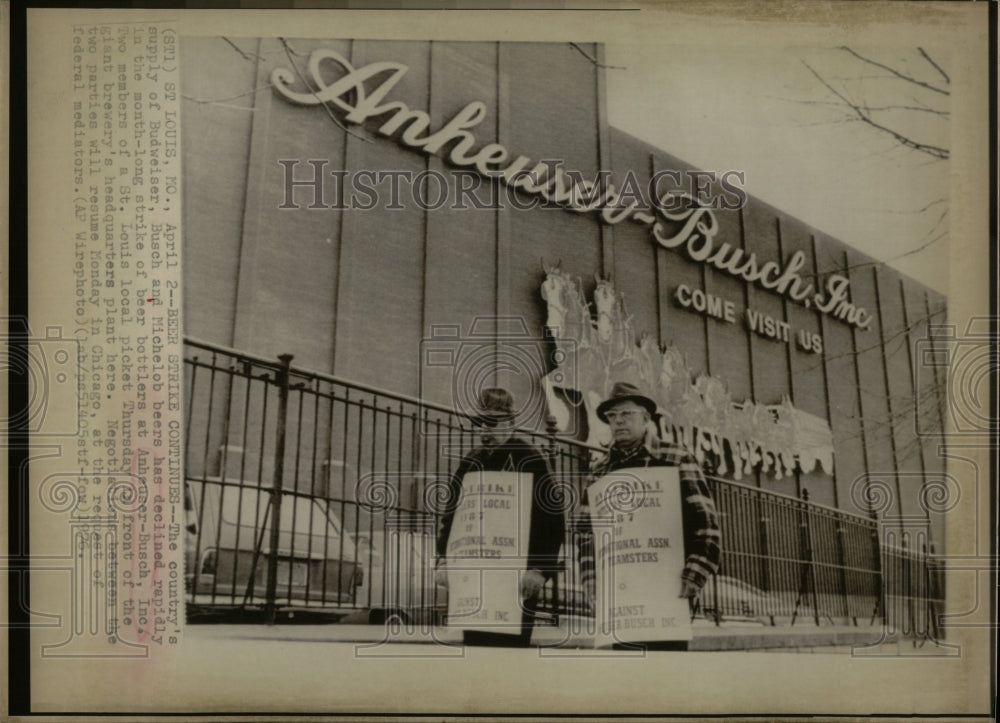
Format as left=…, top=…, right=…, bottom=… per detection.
left=272, top=48, right=872, bottom=330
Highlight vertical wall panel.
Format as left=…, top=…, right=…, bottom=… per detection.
left=181, top=37, right=258, bottom=345
left=503, top=42, right=600, bottom=179
left=815, top=242, right=868, bottom=517
left=506, top=207, right=603, bottom=418
left=925, top=292, right=949, bottom=438
left=848, top=255, right=898, bottom=525
left=609, top=141, right=659, bottom=349
left=500, top=43, right=603, bottom=416
left=744, top=203, right=790, bottom=403
left=333, top=40, right=430, bottom=393
left=234, top=38, right=352, bottom=370
left=781, top=217, right=831, bottom=505
left=916, top=288, right=949, bottom=551
left=421, top=42, right=500, bottom=409
left=703, top=205, right=752, bottom=403
left=595, top=44, right=616, bottom=278
left=877, top=268, right=924, bottom=521
left=743, top=200, right=794, bottom=498
left=650, top=155, right=708, bottom=379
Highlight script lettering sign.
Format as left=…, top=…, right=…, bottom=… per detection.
left=272, top=50, right=871, bottom=330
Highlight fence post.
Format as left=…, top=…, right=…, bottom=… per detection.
left=901, top=534, right=912, bottom=637
left=756, top=498, right=771, bottom=597
left=868, top=508, right=884, bottom=627
left=834, top=519, right=851, bottom=624
left=923, top=541, right=941, bottom=643
left=542, top=414, right=564, bottom=622
left=265, top=353, right=294, bottom=625
left=793, top=489, right=820, bottom=626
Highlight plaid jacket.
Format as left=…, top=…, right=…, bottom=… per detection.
left=575, top=438, right=721, bottom=590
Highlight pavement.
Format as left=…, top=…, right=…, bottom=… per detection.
left=63, top=621, right=955, bottom=714
left=189, top=617, right=957, bottom=654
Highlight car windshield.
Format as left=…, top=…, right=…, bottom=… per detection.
left=218, top=488, right=349, bottom=543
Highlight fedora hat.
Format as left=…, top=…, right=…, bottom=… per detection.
left=470, top=387, right=516, bottom=426
left=596, top=381, right=657, bottom=423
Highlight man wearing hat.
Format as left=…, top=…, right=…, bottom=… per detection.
left=435, top=388, right=565, bottom=647
left=576, top=381, right=721, bottom=648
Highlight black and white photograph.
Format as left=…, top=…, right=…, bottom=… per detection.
left=180, top=33, right=951, bottom=642
left=9, top=4, right=994, bottom=719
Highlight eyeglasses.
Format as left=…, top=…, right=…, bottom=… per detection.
left=604, top=410, right=645, bottom=423
left=476, top=419, right=511, bottom=430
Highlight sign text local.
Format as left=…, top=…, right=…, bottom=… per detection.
left=273, top=49, right=872, bottom=330
left=445, top=471, right=531, bottom=635
left=588, top=467, right=692, bottom=645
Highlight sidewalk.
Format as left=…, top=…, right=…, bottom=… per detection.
left=190, top=618, right=954, bottom=654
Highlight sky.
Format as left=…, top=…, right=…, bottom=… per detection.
left=604, top=43, right=950, bottom=294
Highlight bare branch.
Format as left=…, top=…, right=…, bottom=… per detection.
left=879, top=104, right=948, bottom=117
left=277, top=37, right=370, bottom=143
left=917, top=47, right=950, bottom=85
left=923, top=208, right=949, bottom=238
left=861, top=197, right=947, bottom=215
left=798, top=302, right=948, bottom=376
left=568, top=42, right=627, bottom=70
left=825, top=73, right=914, bottom=82
left=889, top=228, right=948, bottom=263
left=266, top=40, right=307, bottom=57
left=801, top=60, right=949, bottom=160
left=795, top=226, right=948, bottom=288
left=803, top=320, right=915, bottom=380
left=182, top=83, right=275, bottom=106
left=222, top=37, right=264, bottom=63
left=780, top=96, right=948, bottom=116
left=839, top=46, right=949, bottom=96
left=854, top=115, right=948, bottom=159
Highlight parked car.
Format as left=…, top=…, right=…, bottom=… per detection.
left=699, top=575, right=783, bottom=623
left=184, top=478, right=361, bottom=614
left=351, top=531, right=447, bottom=625
left=346, top=532, right=784, bottom=627
left=351, top=533, right=592, bottom=626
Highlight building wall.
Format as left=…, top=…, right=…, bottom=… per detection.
left=181, top=37, right=947, bottom=545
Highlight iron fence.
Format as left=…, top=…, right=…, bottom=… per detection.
left=182, top=338, right=943, bottom=637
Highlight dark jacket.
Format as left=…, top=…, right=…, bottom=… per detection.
left=576, top=437, right=722, bottom=589
left=436, top=436, right=565, bottom=579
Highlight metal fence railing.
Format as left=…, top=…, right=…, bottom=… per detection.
left=182, top=338, right=943, bottom=638
left=704, top=480, right=888, bottom=626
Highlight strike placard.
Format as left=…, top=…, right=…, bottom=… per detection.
left=445, top=471, right=531, bottom=635
left=588, top=466, right=691, bottom=646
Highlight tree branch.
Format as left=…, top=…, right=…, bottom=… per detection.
left=776, top=95, right=948, bottom=116
left=222, top=37, right=264, bottom=63
left=801, top=60, right=949, bottom=160
left=864, top=197, right=947, bottom=215
left=277, top=37, right=370, bottom=143
left=182, top=83, right=274, bottom=106
left=839, top=46, right=950, bottom=96
left=568, top=42, right=627, bottom=70
left=917, top=47, right=950, bottom=85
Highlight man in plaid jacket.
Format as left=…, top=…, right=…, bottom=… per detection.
left=576, top=382, right=721, bottom=629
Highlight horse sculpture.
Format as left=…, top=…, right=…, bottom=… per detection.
left=538, top=266, right=834, bottom=479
